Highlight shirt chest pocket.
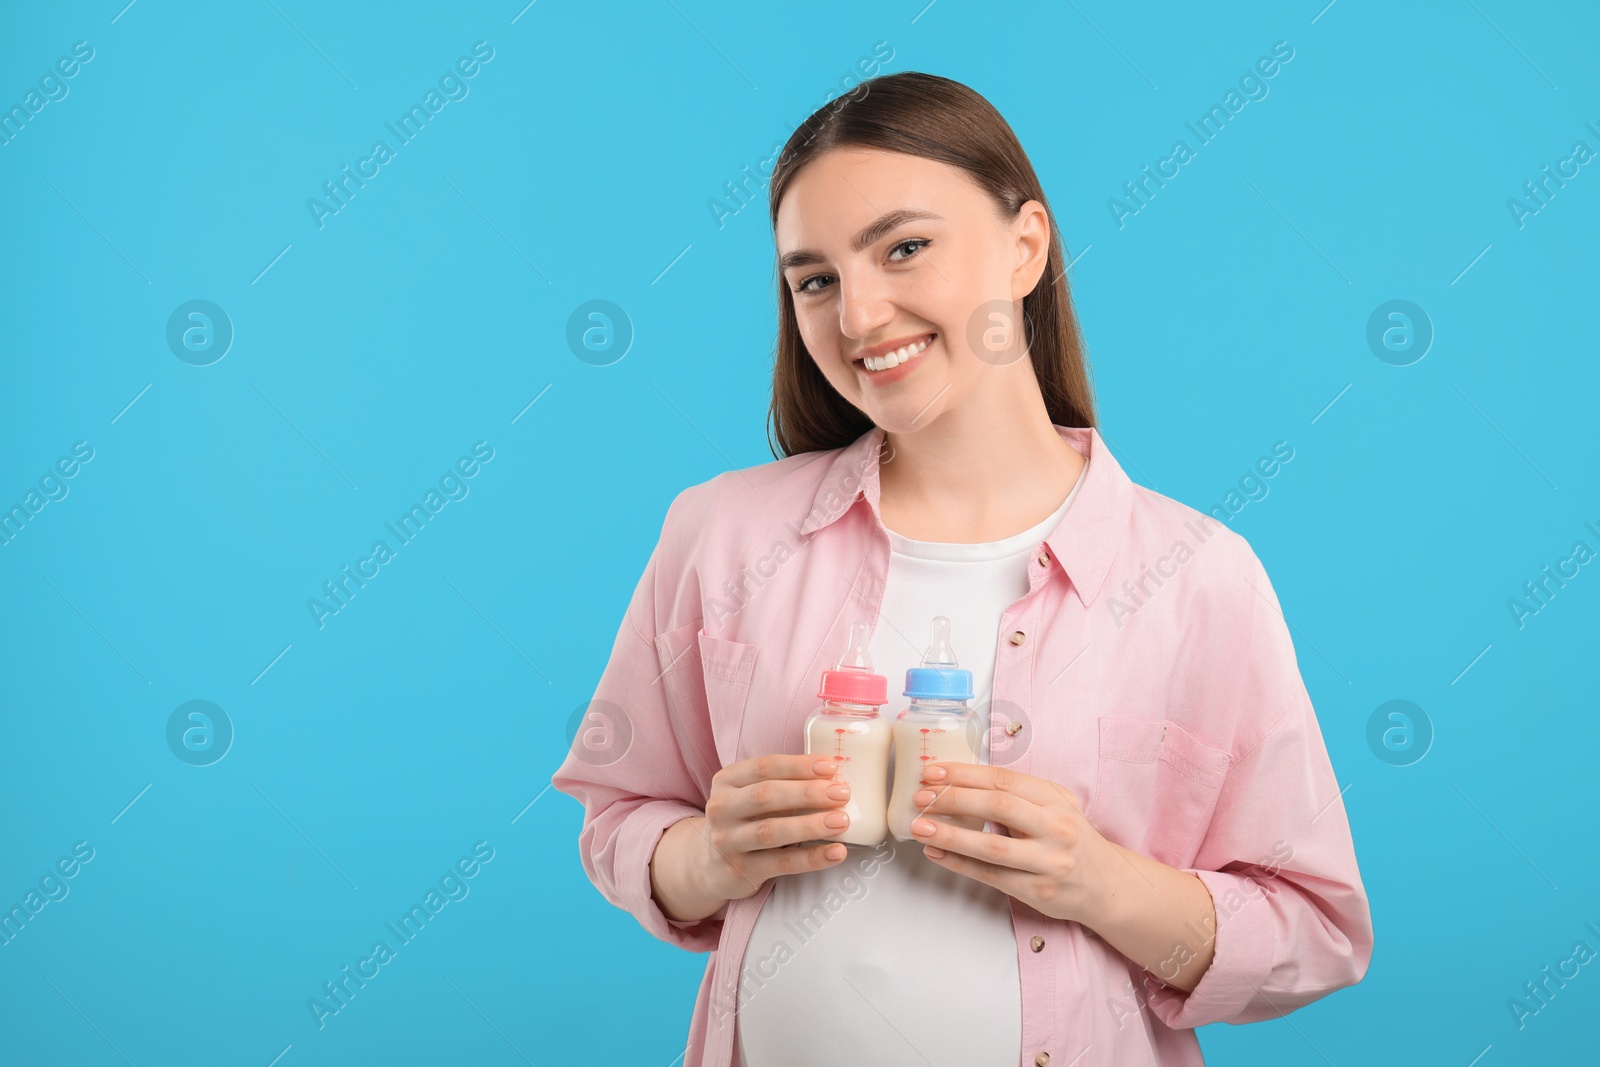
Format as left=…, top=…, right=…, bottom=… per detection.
left=695, top=627, right=758, bottom=769
left=654, top=623, right=759, bottom=784
left=1083, top=716, right=1231, bottom=867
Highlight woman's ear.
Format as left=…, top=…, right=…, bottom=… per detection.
left=1010, top=199, right=1052, bottom=300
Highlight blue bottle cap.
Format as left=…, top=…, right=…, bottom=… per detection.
left=903, top=616, right=974, bottom=701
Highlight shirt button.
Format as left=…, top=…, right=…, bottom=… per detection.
left=1037, top=551, right=1050, bottom=567
left=1030, top=935, right=1045, bottom=952
left=1035, top=1053, right=1051, bottom=1067
left=1009, top=631, right=1026, bottom=645
left=1005, top=720, right=1023, bottom=736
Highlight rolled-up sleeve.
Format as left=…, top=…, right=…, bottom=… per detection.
left=550, top=504, right=725, bottom=954
left=1142, top=554, right=1374, bottom=1027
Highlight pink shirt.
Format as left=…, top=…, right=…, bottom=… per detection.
left=552, top=423, right=1373, bottom=1067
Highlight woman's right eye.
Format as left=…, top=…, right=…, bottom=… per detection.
left=794, top=273, right=834, bottom=295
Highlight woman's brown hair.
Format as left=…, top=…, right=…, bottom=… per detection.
left=765, top=71, right=1098, bottom=459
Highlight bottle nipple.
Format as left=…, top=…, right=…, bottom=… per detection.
left=902, top=615, right=974, bottom=702
left=836, top=619, right=874, bottom=672
left=921, top=615, right=959, bottom=668
left=818, top=619, right=888, bottom=706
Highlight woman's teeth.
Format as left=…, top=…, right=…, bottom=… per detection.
left=861, top=335, right=932, bottom=372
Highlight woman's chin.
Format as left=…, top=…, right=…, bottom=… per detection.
left=867, top=400, right=950, bottom=435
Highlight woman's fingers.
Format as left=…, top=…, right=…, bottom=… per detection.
left=911, top=780, right=1054, bottom=838
left=717, top=753, right=838, bottom=790
left=909, top=812, right=1045, bottom=872
left=732, top=773, right=849, bottom=822
left=719, top=774, right=853, bottom=855
left=734, top=806, right=851, bottom=854
left=703, top=752, right=852, bottom=892
left=711, top=754, right=844, bottom=821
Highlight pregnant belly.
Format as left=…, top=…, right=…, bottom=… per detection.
left=734, top=836, right=1021, bottom=1067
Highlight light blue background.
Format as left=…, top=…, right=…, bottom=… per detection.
left=2, top=1, right=1596, bottom=1064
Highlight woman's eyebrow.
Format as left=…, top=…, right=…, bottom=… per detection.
left=779, top=208, right=943, bottom=271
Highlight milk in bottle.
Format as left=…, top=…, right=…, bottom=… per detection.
left=887, top=615, right=985, bottom=841
left=802, top=620, right=892, bottom=846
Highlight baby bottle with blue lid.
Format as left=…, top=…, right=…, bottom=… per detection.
left=802, top=620, right=892, bottom=846
left=887, top=616, right=985, bottom=841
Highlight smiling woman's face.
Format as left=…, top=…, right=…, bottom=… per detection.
left=775, top=145, right=1047, bottom=435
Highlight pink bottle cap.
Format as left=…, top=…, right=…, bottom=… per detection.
left=818, top=620, right=888, bottom=706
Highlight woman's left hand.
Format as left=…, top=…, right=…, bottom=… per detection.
left=909, top=761, right=1117, bottom=924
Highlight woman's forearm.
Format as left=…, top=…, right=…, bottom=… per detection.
left=1083, top=841, right=1218, bottom=993
left=649, top=814, right=730, bottom=923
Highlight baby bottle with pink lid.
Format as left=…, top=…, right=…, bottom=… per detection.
left=887, top=615, right=985, bottom=841
left=802, top=620, right=892, bottom=847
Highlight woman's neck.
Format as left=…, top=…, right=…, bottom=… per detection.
left=877, top=376, right=1086, bottom=543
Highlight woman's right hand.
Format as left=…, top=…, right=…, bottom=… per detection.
left=698, top=754, right=853, bottom=902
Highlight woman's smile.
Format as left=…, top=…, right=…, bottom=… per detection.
left=854, top=332, right=936, bottom=385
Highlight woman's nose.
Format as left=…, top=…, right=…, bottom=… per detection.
left=836, top=271, right=896, bottom=342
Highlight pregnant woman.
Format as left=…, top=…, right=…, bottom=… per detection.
left=553, top=71, right=1372, bottom=1067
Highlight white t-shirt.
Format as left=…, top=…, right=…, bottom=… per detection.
left=735, top=463, right=1087, bottom=1067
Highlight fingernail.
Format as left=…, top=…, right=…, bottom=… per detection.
left=913, top=790, right=933, bottom=805
left=825, top=811, right=850, bottom=828
left=827, top=783, right=851, bottom=800
left=825, top=844, right=846, bottom=860
left=925, top=846, right=945, bottom=858
left=911, top=818, right=934, bottom=835
left=813, top=760, right=837, bottom=775
left=924, top=766, right=947, bottom=780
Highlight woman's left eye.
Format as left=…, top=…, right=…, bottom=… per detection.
left=889, top=238, right=930, bottom=261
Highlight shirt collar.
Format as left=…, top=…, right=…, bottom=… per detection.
left=797, top=423, right=1133, bottom=607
